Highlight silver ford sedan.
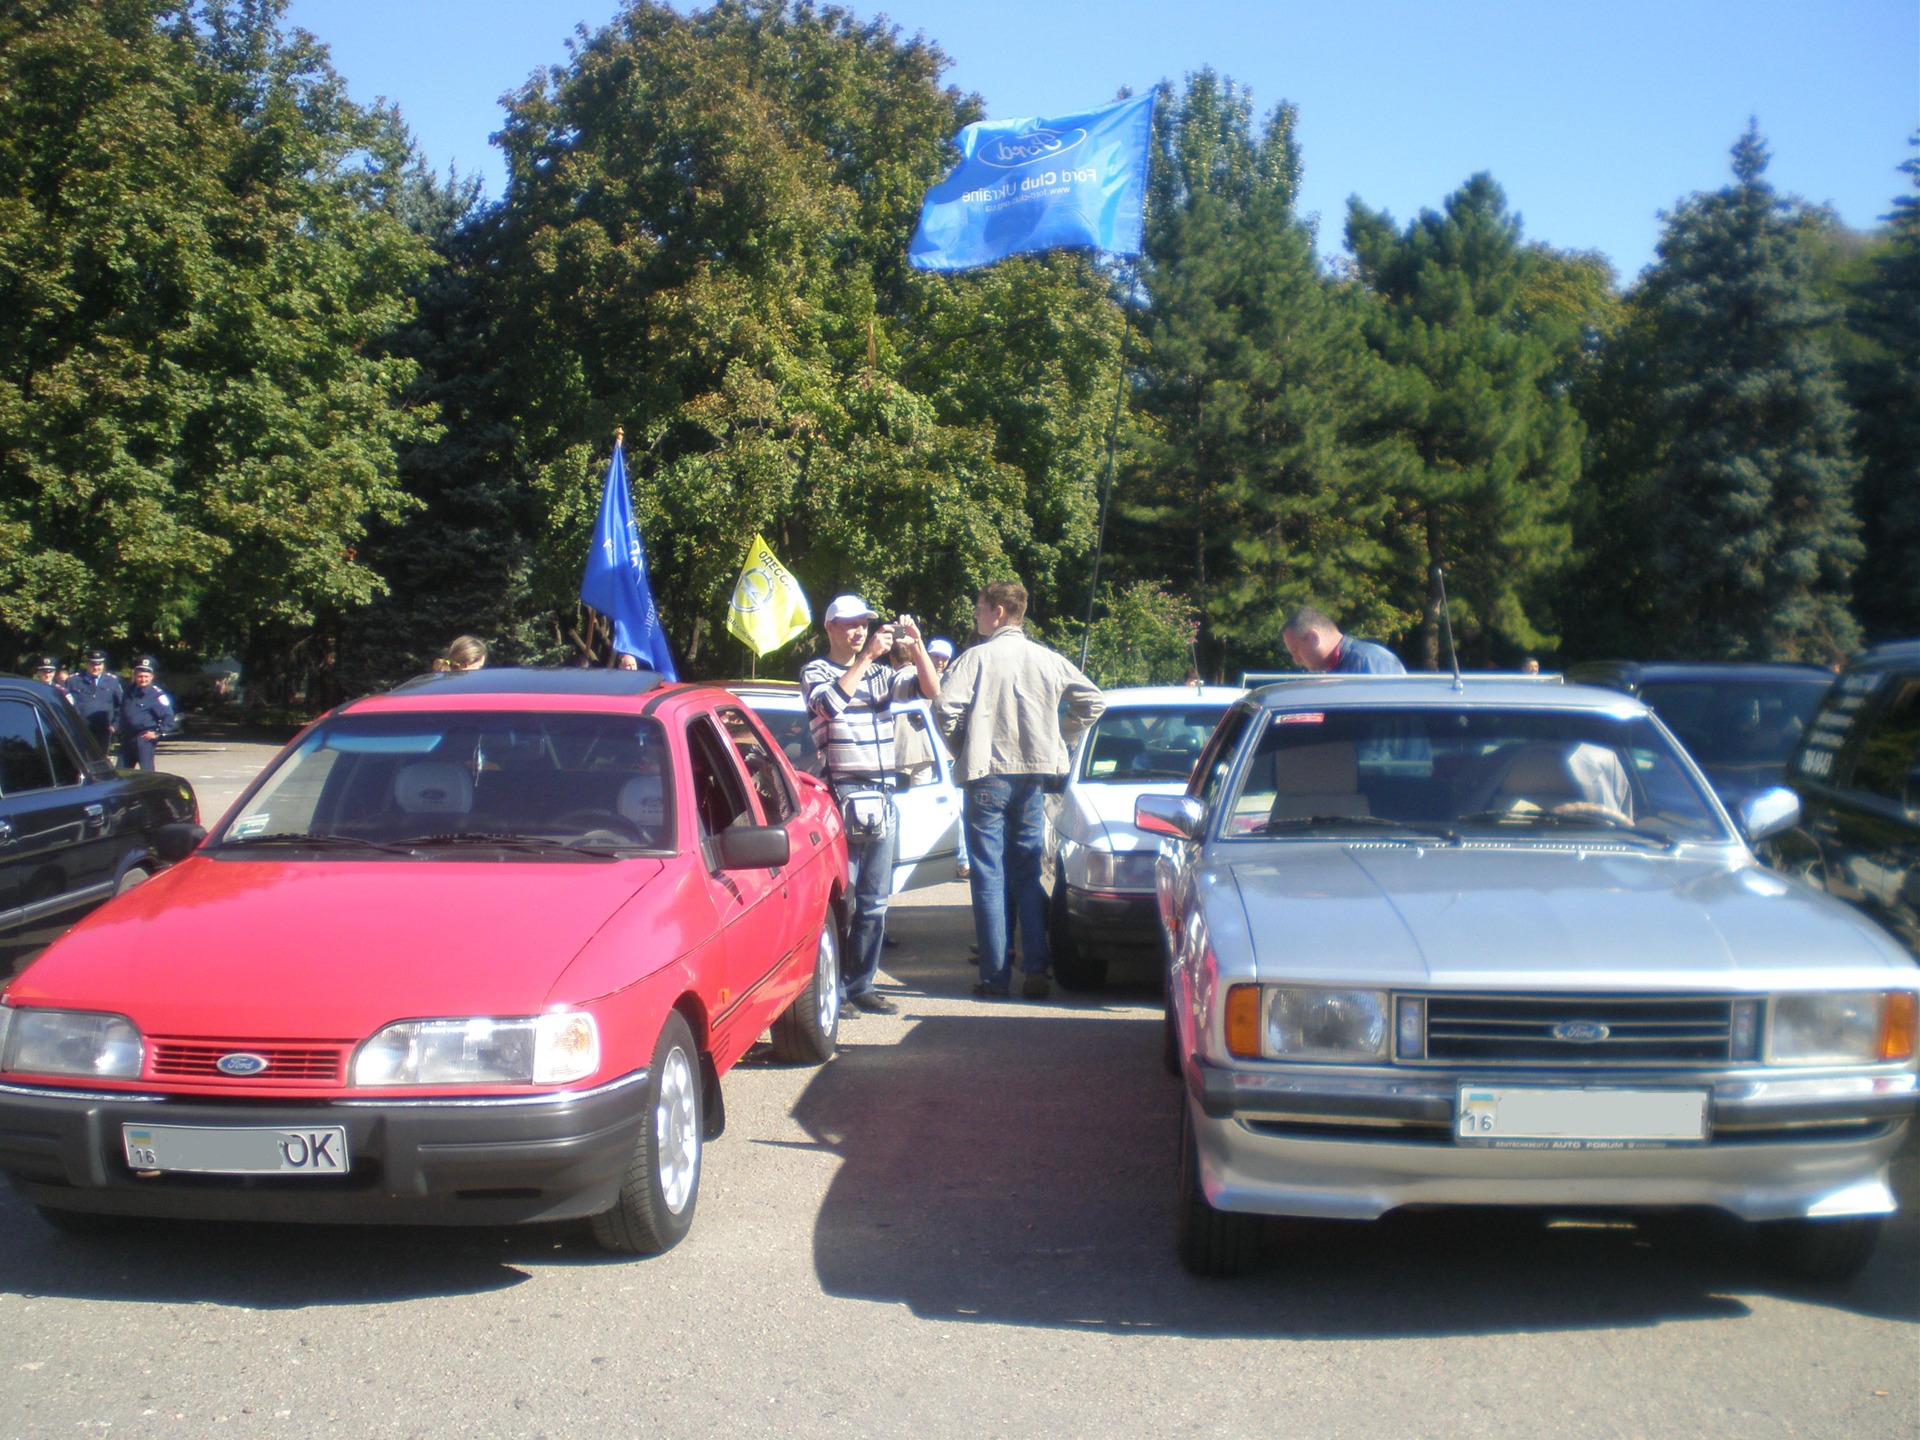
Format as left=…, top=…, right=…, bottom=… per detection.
left=1140, top=676, right=1919, bottom=1278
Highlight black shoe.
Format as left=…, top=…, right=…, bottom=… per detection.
left=847, top=990, right=898, bottom=1015
left=971, top=982, right=1010, bottom=999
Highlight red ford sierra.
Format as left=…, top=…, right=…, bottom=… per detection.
left=0, top=668, right=848, bottom=1254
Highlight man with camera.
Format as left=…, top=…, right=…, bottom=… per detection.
left=801, top=595, right=941, bottom=1015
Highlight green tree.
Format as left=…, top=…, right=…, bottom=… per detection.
left=0, top=0, right=437, bottom=682
left=1845, top=133, right=1920, bottom=641
left=484, top=0, right=1121, bottom=673
left=1630, top=124, right=1862, bottom=662
left=1127, top=70, right=1400, bottom=679
left=1346, top=174, right=1584, bottom=668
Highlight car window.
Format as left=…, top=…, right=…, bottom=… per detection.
left=221, top=712, right=675, bottom=854
left=1794, top=668, right=1883, bottom=784
left=893, top=707, right=942, bottom=789
left=1190, top=706, right=1252, bottom=810
left=716, top=705, right=796, bottom=823
left=1850, top=679, right=1920, bottom=810
left=0, top=699, right=58, bottom=795
left=1637, top=678, right=1831, bottom=770
left=1078, top=705, right=1230, bottom=783
left=1224, top=706, right=1729, bottom=843
left=687, top=717, right=757, bottom=839
left=741, top=698, right=819, bottom=776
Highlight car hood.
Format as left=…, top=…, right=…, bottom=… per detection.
left=1224, top=845, right=1916, bottom=990
left=6, top=855, right=666, bottom=1037
left=1063, top=779, right=1191, bottom=848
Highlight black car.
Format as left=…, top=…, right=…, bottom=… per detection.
left=1566, top=660, right=1834, bottom=809
left=1771, top=641, right=1920, bottom=953
left=0, top=674, right=198, bottom=977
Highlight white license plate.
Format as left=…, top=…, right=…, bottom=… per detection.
left=122, top=1123, right=349, bottom=1175
left=1455, top=1085, right=1709, bottom=1148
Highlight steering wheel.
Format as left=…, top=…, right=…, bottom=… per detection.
left=1547, top=800, right=1636, bottom=828
left=552, top=810, right=643, bottom=846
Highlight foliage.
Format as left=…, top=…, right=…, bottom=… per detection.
left=1346, top=175, right=1585, bottom=667
left=1062, top=580, right=1200, bottom=688
left=0, top=0, right=438, bottom=679
left=1626, top=125, right=1863, bottom=664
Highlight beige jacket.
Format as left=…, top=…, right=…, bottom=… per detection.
left=933, top=626, right=1106, bottom=784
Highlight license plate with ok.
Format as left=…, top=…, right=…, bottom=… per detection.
left=122, top=1123, right=349, bottom=1174
left=1455, top=1085, right=1709, bottom=1148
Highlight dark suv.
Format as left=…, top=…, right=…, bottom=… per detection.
left=1566, top=661, right=1834, bottom=809
left=0, top=674, right=198, bottom=976
left=1772, top=641, right=1920, bottom=953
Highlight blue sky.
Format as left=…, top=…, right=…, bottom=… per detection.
left=283, top=0, right=1917, bottom=282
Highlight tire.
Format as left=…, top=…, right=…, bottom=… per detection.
left=1753, top=1215, right=1884, bottom=1282
left=770, top=918, right=840, bottom=1064
left=591, top=1011, right=703, bottom=1256
left=115, top=865, right=152, bottom=896
left=1049, top=882, right=1107, bottom=991
left=1162, top=991, right=1182, bottom=1077
left=1176, top=1103, right=1259, bottom=1277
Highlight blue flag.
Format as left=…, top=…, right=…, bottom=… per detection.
left=908, top=93, right=1155, bottom=273
left=579, top=439, right=677, bottom=678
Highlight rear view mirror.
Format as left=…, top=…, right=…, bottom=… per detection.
left=714, top=824, right=790, bottom=870
left=1736, top=787, right=1801, bottom=845
left=1136, top=794, right=1203, bottom=840
left=155, top=823, right=207, bottom=863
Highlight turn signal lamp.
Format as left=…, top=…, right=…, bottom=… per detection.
left=1225, top=985, right=1262, bottom=1059
left=1879, top=992, right=1918, bottom=1063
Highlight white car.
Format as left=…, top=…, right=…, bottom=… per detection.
left=729, top=682, right=963, bottom=892
left=1049, top=685, right=1244, bottom=989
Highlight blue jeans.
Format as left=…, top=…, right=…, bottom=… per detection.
left=964, top=775, right=1050, bottom=990
left=840, top=794, right=897, bottom=999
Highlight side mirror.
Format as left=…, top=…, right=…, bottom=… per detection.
left=714, top=824, right=790, bottom=870
left=1736, top=786, right=1801, bottom=845
left=1135, top=794, right=1203, bottom=841
left=155, top=822, right=207, bottom=863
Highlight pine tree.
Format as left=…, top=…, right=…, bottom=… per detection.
left=1846, top=133, right=1920, bottom=641
left=1635, top=124, right=1862, bottom=662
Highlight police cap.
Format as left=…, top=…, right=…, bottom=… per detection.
left=32, top=656, right=56, bottom=672
left=84, top=649, right=107, bottom=663
left=132, top=655, right=158, bottom=673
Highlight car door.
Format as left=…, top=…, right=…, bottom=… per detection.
left=0, top=693, right=115, bottom=966
left=683, top=712, right=790, bottom=1032
left=714, top=703, right=825, bottom=967
left=1831, top=674, right=1920, bottom=949
left=888, top=699, right=961, bottom=891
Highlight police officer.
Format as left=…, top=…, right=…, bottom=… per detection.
left=67, top=649, right=124, bottom=750
left=29, top=657, right=70, bottom=702
left=117, top=656, right=176, bottom=771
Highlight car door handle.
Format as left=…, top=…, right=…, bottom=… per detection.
left=84, top=804, right=106, bottom=827
left=0, top=819, right=12, bottom=845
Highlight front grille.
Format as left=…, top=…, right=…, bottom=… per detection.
left=149, top=1040, right=347, bottom=1083
left=1417, top=995, right=1736, bottom=1066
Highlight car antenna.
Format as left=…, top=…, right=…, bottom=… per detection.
left=1432, top=565, right=1464, bottom=692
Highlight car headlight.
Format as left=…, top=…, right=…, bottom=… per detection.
left=1226, top=986, right=1390, bottom=1063
left=352, top=1013, right=600, bottom=1086
left=1083, top=847, right=1159, bottom=891
left=1769, top=992, right=1917, bottom=1065
left=0, top=1006, right=144, bottom=1079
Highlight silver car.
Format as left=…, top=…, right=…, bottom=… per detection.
left=1140, top=676, right=1919, bottom=1278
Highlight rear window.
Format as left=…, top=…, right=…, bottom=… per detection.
left=1078, top=705, right=1230, bottom=784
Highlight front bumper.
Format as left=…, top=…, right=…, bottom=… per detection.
left=1186, top=1057, right=1917, bottom=1223
left=1063, top=886, right=1162, bottom=959
left=0, top=1070, right=649, bottom=1227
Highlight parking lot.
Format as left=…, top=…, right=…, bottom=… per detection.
left=0, top=740, right=1913, bottom=1439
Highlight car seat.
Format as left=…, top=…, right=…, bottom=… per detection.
left=1267, top=741, right=1370, bottom=820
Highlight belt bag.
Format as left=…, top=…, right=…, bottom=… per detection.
left=839, top=786, right=891, bottom=841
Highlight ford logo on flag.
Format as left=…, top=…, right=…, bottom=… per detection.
left=979, top=127, right=1088, bottom=169
left=1551, top=1022, right=1610, bottom=1043
left=216, top=1052, right=270, bottom=1076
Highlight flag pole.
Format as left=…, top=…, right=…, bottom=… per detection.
left=1078, top=260, right=1142, bottom=670
left=601, top=426, right=624, bottom=668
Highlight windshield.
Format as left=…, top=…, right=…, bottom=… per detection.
left=1079, top=705, right=1230, bottom=784
left=1220, top=706, right=1731, bottom=845
left=1637, top=677, right=1831, bottom=785
left=221, top=711, right=675, bottom=857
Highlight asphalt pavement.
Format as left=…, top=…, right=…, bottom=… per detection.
left=0, top=746, right=1914, bottom=1439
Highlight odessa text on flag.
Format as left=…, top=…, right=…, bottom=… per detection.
left=726, top=534, right=811, bottom=657
left=908, top=92, right=1154, bottom=273
left=580, top=437, right=677, bottom=678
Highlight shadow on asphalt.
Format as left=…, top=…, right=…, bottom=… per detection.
left=791, top=922, right=1920, bottom=1338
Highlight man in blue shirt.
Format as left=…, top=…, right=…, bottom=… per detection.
left=116, top=656, right=176, bottom=771
left=67, top=649, right=124, bottom=750
left=1282, top=607, right=1406, bottom=675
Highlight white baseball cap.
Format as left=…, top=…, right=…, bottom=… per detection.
left=928, top=638, right=954, bottom=660
left=823, top=594, right=878, bottom=624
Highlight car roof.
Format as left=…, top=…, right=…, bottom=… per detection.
left=1096, top=685, right=1245, bottom=708
left=1567, top=660, right=1835, bottom=686
left=1849, top=639, right=1920, bottom=670
left=1245, top=674, right=1648, bottom=717
left=344, top=667, right=720, bottom=717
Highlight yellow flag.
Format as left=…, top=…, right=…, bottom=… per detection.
left=726, top=534, right=811, bottom=656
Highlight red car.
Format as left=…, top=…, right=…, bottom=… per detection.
left=0, top=668, right=848, bottom=1254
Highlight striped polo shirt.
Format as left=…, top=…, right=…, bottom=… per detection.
left=799, top=656, right=923, bottom=782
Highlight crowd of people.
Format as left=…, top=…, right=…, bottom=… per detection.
left=28, top=650, right=177, bottom=771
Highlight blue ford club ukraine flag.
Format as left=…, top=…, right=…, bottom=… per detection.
left=580, top=435, right=677, bottom=679
left=908, top=92, right=1154, bottom=273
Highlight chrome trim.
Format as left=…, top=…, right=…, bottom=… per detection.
left=0, top=1067, right=651, bottom=1110
left=0, top=1081, right=168, bottom=1103
left=334, top=1067, right=650, bottom=1108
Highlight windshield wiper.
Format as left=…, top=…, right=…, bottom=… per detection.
left=410, top=832, right=620, bottom=860
left=1455, top=810, right=1679, bottom=849
left=216, top=832, right=421, bottom=856
left=1261, top=815, right=1462, bottom=846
